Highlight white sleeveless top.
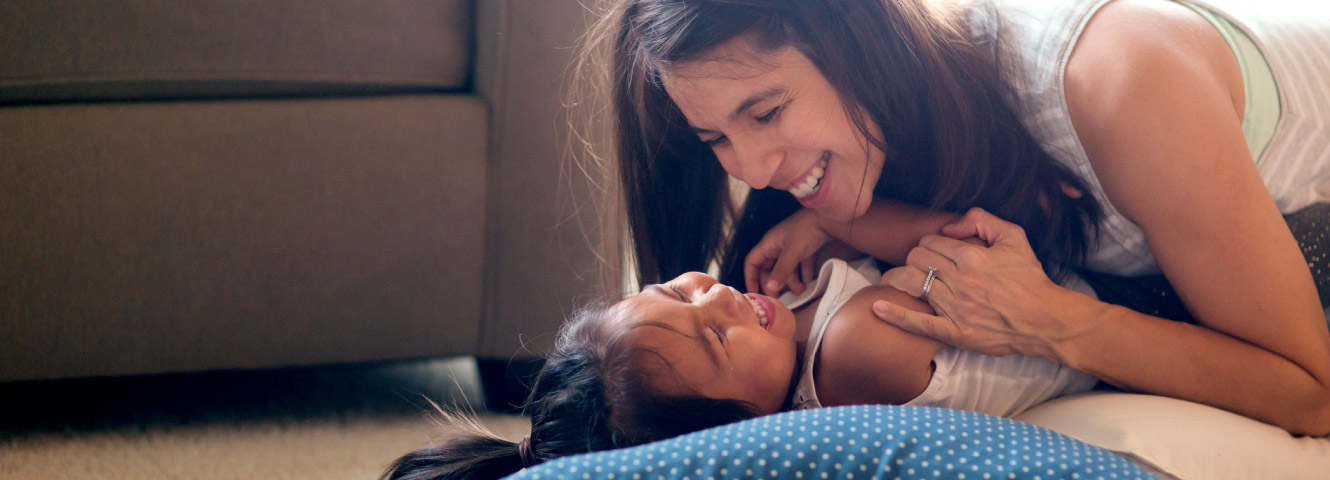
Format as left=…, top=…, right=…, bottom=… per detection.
left=981, top=0, right=1330, bottom=275
left=781, top=258, right=1098, bottom=418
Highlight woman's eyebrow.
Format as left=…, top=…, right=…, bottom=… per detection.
left=726, top=86, right=785, bottom=121
left=689, top=86, right=787, bottom=135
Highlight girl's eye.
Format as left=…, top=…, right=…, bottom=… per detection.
left=703, top=135, right=729, bottom=147
left=669, top=285, right=689, bottom=301
left=710, top=324, right=726, bottom=343
left=755, top=105, right=782, bottom=124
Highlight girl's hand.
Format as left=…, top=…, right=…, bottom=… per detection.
left=873, top=208, right=1088, bottom=361
left=744, top=208, right=830, bottom=296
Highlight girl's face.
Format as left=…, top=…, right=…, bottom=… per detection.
left=614, top=272, right=798, bottom=415
left=661, top=36, right=886, bottom=222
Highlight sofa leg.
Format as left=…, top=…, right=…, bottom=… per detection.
left=476, top=357, right=545, bottom=413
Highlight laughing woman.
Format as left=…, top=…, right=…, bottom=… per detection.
left=572, top=0, right=1330, bottom=435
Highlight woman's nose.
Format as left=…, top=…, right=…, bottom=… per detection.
left=723, top=137, right=781, bottom=190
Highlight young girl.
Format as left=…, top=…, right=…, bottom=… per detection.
left=381, top=201, right=1097, bottom=480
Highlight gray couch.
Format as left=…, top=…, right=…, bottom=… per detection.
left=0, top=0, right=600, bottom=383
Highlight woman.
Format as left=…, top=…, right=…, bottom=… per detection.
left=572, top=0, right=1330, bottom=435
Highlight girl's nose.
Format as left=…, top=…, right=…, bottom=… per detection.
left=699, top=282, right=741, bottom=319
left=677, top=272, right=717, bottom=292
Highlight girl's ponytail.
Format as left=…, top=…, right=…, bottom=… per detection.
left=380, top=409, right=529, bottom=480
left=383, top=302, right=764, bottom=480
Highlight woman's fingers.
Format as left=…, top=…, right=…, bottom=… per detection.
left=800, top=256, right=816, bottom=292
left=882, top=211, right=1057, bottom=358
left=873, top=299, right=960, bottom=344
left=881, top=264, right=948, bottom=301
left=768, top=250, right=806, bottom=295
left=940, top=207, right=1028, bottom=247
left=744, top=243, right=807, bottom=295
left=904, top=243, right=957, bottom=278
left=744, top=251, right=774, bottom=293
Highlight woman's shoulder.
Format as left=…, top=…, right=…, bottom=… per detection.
left=812, top=286, right=942, bottom=407
left=1065, top=0, right=1243, bottom=120
left=1063, top=0, right=1244, bottom=195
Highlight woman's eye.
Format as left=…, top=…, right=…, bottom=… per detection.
left=703, top=135, right=729, bottom=147
left=755, top=105, right=782, bottom=124
left=670, top=286, right=688, bottom=301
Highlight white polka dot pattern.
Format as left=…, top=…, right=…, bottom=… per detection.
left=505, top=405, right=1154, bottom=479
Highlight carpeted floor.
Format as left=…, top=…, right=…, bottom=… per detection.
left=0, top=357, right=530, bottom=480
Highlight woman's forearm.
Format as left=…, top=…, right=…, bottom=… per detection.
left=817, top=201, right=959, bottom=266
left=1048, top=288, right=1330, bottom=436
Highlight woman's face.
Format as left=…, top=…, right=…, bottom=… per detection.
left=661, top=36, right=886, bottom=222
left=614, top=272, right=798, bottom=415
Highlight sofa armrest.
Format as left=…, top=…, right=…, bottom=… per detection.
left=473, top=1, right=607, bottom=359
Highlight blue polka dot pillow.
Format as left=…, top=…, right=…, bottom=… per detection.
left=506, top=405, right=1155, bottom=479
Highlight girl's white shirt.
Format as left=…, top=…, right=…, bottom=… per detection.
left=781, top=258, right=1099, bottom=417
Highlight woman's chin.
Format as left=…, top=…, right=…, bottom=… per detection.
left=814, top=203, right=860, bottom=223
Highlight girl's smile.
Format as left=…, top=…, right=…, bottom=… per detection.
left=614, top=272, right=799, bottom=415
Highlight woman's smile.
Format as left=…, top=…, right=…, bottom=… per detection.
left=661, top=37, right=885, bottom=222
left=786, top=152, right=829, bottom=199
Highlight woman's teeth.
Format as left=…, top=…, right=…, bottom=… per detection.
left=788, top=156, right=828, bottom=199
left=745, top=295, right=770, bottom=329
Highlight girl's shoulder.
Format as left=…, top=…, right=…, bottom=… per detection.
left=812, top=286, right=943, bottom=407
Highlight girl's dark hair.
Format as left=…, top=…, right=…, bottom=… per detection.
left=381, top=302, right=762, bottom=480
left=579, top=0, right=1101, bottom=287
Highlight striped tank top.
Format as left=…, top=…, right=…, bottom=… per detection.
left=977, top=0, right=1330, bottom=275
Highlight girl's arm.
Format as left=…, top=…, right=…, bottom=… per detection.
left=814, top=284, right=944, bottom=407
left=879, top=0, right=1330, bottom=435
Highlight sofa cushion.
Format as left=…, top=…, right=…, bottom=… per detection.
left=0, top=0, right=472, bottom=103
left=0, top=95, right=487, bottom=381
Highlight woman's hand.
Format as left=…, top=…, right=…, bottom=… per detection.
left=873, top=208, right=1095, bottom=361
left=744, top=208, right=831, bottom=296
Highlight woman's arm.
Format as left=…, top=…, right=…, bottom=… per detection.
left=880, top=0, right=1330, bottom=434
left=745, top=200, right=959, bottom=294
left=1063, top=0, right=1330, bottom=434
left=817, top=201, right=960, bottom=267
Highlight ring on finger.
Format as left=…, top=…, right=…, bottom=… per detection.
left=921, top=266, right=938, bottom=300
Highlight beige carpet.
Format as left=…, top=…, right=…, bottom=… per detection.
left=0, top=358, right=531, bottom=480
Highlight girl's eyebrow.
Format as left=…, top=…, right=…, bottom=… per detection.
left=646, top=284, right=682, bottom=301
left=642, top=285, right=725, bottom=368
left=688, top=315, right=724, bottom=370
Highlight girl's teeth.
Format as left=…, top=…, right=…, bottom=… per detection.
left=746, top=296, right=770, bottom=328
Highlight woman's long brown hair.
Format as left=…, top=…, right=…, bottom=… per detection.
left=571, top=0, right=1101, bottom=289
